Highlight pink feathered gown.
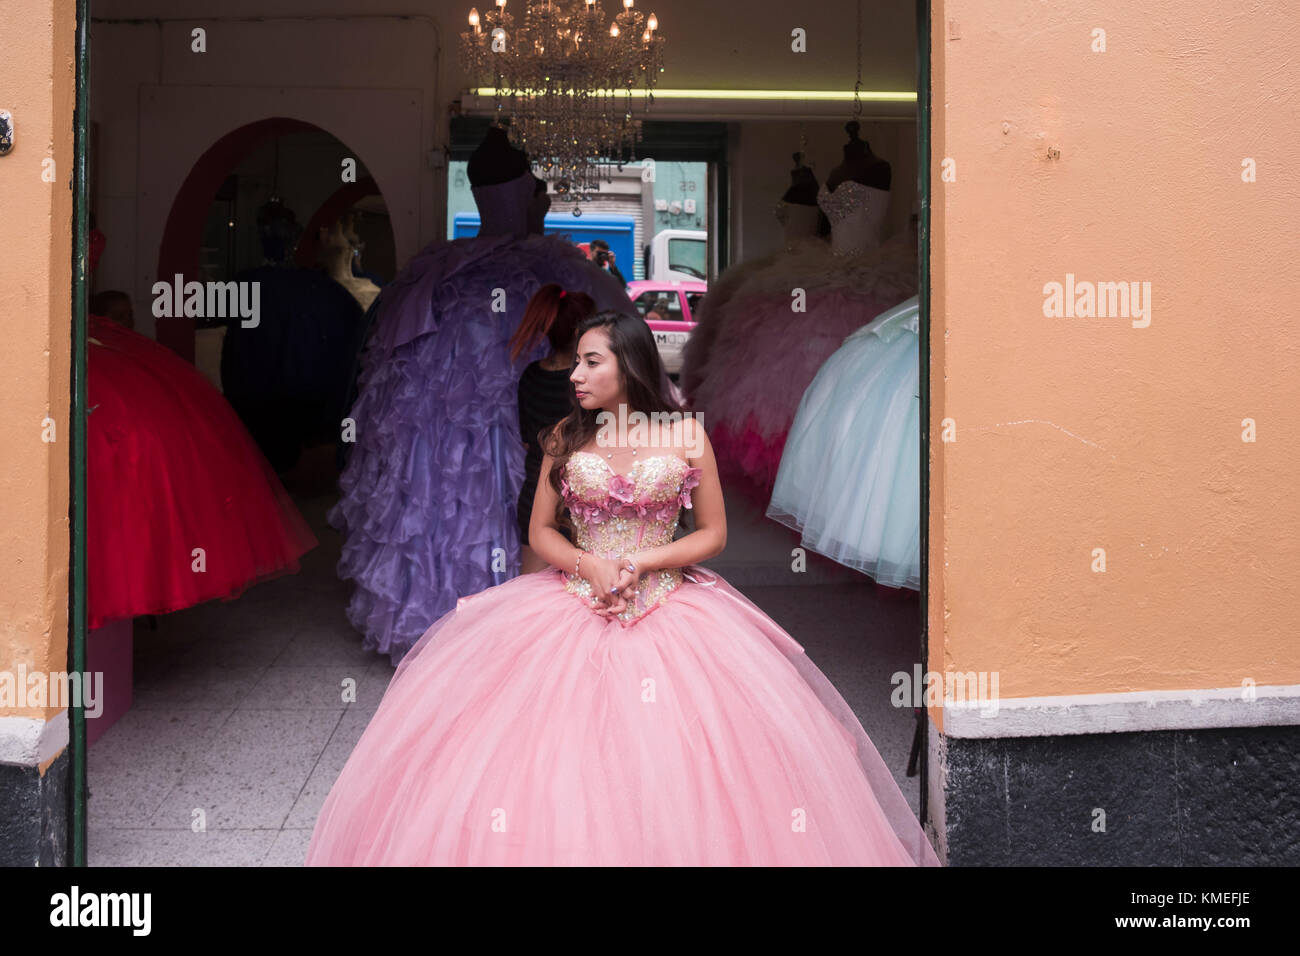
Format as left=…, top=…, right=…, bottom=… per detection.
left=305, top=451, right=939, bottom=866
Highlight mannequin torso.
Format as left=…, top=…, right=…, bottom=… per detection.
left=818, top=181, right=891, bottom=256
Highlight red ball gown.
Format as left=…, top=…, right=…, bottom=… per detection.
left=86, top=314, right=317, bottom=628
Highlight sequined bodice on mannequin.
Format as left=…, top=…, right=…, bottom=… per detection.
left=818, top=181, right=891, bottom=256
left=559, top=452, right=703, bottom=626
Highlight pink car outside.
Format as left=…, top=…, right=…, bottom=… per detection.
left=625, top=279, right=708, bottom=376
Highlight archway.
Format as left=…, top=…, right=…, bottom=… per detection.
left=154, top=117, right=392, bottom=360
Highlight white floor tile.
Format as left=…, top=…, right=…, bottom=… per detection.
left=262, top=828, right=315, bottom=867
left=283, top=708, right=374, bottom=829
left=147, top=709, right=342, bottom=830
left=130, top=662, right=267, bottom=711
left=89, top=827, right=279, bottom=867
left=88, top=707, right=236, bottom=828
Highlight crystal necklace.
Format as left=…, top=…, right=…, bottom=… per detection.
left=605, top=433, right=642, bottom=459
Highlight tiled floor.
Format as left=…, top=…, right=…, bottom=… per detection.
left=88, top=473, right=922, bottom=866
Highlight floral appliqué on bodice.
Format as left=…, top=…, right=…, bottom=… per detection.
left=558, top=452, right=703, bottom=626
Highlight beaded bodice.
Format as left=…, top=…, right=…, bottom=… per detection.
left=558, top=452, right=703, bottom=626
left=818, top=181, right=891, bottom=256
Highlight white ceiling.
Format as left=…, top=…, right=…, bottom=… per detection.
left=91, top=0, right=919, bottom=95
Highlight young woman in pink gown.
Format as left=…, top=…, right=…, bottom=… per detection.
left=305, top=311, right=939, bottom=866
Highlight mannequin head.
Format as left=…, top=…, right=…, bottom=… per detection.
left=781, top=153, right=820, bottom=206
left=318, top=218, right=350, bottom=253
left=469, top=126, right=540, bottom=239
left=827, top=120, right=892, bottom=192
left=318, top=214, right=362, bottom=276
left=776, top=152, right=831, bottom=240
left=341, top=212, right=366, bottom=269
left=467, top=125, right=529, bottom=187
left=256, top=197, right=302, bottom=265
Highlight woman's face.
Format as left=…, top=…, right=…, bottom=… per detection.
left=570, top=327, right=624, bottom=412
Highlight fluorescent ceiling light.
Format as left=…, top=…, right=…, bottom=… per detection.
left=468, top=88, right=916, bottom=103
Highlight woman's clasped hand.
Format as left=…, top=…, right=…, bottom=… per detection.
left=577, top=552, right=642, bottom=618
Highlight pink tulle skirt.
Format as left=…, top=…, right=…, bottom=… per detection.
left=305, top=567, right=939, bottom=866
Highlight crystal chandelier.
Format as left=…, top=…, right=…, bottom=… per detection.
left=460, top=0, right=666, bottom=199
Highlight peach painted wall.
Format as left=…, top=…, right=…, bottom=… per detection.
left=928, top=0, right=1300, bottom=725
left=0, top=0, right=74, bottom=732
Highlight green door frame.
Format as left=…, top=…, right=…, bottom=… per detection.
left=915, top=0, right=933, bottom=829
left=70, top=0, right=91, bottom=867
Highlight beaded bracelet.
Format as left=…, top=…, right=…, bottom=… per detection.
left=574, top=549, right=586, bottom=575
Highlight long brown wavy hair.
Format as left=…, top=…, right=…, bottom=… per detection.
left=507, top=283, right=596, bottom=362
left=542, top=310, right=686, bottom=534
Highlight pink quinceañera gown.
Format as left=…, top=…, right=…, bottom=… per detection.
left=305, top=452, right=939, bottom=866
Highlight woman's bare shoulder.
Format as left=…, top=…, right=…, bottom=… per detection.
left=677, top=414, right=711, bottom=463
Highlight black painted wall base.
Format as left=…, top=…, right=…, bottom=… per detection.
left=0, top=750, right=69, bottom=867
left=934, top=723, right=1300, bottom=866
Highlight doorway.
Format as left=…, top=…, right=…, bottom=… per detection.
left=67, top=0, right=934, bottom=865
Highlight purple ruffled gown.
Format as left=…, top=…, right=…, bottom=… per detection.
left=330, top=171, right=635, bottom=662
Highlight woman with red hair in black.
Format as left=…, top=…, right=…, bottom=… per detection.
left=508, top=284, right=596, bottom=572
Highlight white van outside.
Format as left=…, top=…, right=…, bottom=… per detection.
left=647, top=229, right=707, bottom=283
